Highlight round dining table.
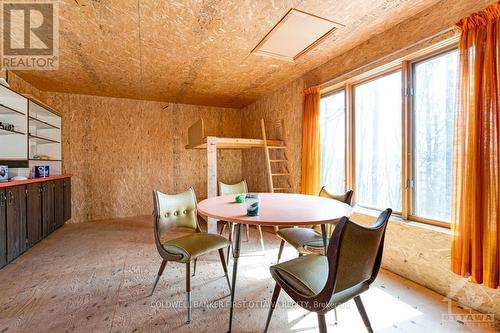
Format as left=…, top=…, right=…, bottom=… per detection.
left=197, top=192, right=353, bottom=332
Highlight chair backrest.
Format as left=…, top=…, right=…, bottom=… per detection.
left=319, top=186, right=354, bottom=206
left=323, top=209, right=392, bottom=296
left=152, top=188, right=198, bottom=239
left=218, top=180, right=248, bottom=196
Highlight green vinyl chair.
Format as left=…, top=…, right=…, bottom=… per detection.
left=276, top=187, right=354, bottom=263
left=265, top=209, right=392, bottom=333
left=219, top=180, right=265, bottom=258
left=150, top=188, right=231, bottom=323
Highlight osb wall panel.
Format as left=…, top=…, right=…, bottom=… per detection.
left=8, top=73, right=242, bottom=223
left=352, top=213, right=500, bottom=321
left=241, top=78, right=304, bottom=193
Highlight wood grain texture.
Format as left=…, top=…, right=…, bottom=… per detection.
left=11, top=0, right=445, bottom=108
left=7, top=73, right=243, bottom=224
left=0, top=217, right=497, bottom=332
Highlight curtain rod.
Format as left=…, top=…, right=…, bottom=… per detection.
left=320, top=27, right=456, bottom=88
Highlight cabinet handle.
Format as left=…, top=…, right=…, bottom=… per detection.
left=8, top=191, right=14, bottom=204
left=0, top=192, right=5, bottom=207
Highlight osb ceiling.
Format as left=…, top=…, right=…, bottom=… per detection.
left=15, top=0, right=442, bottom=108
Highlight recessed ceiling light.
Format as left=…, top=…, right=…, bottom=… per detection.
left=251, top=8, right=343, bottom=62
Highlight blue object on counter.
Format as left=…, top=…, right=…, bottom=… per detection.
left=35, top=165, right=50, bottom=178
left=0, top=165, right=8, bottom=182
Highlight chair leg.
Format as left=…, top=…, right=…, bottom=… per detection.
left=264, top=284, right=281, bottom=333
left=333, top=307, right=338, bottom=325
left=277, top=239, right=285, bottom=263
left=317, top=313, right=327, bottom=333
left=257, top=225, right=265, bottom=252
left=220, top=222, right=227, bottom=235
left=149, top=259, right=167, bottom=296
left=218, top=249, right=231, bottom=291
left=354, top=296, right=373, bottom=333
left=192, top=258, right=197, bottom=277
left=186, top=262, right=192, bottom=324
left=245, top=224, right=250, bottom=242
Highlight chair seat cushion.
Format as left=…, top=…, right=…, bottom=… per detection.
left=270, top=255, right=328, bottom=296
left=270, top=255, right=370, bottom=306
left=162, top=232, right=230, bottom=263
left=277, top=228, right=322, bottom=252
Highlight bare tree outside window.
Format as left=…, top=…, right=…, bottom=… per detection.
left=320, top=90, right=345, bottom=193
left=413, top=50, right=458, bottom=222
left=355, top=72, right=402, bottom=211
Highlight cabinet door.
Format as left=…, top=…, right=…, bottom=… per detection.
left=54, top=180, right=64, bottom=229
left=27, top=183, right=42, bottom=246
left=63, top=178, right=71, bottom=222
left=6, top=185, right=26, bottom=262
left=42, top=181, right=54, bottom=237
left=0, top=189, right=6, bottom=268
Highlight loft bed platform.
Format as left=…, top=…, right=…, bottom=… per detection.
left=185, top=118, right=283, bottom=149
left=185, top=117, right=289, bottom=234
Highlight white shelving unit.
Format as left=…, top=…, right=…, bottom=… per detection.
left=27, top=98, right=62, bottom=175
left=0, top=85, right=62, bottom=176
left=0, top=85, right=28, bottom=163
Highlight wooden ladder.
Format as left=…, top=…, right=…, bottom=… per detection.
left=261, top=119, right=293, bottom=234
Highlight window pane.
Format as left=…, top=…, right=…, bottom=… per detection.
left=413, top=50, right=458, bottom=221
left=355, top=72, right=402, bottom=211
left=320, top=91, right=345, bottom=193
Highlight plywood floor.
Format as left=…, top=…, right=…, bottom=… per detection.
left=0, top=216, right=497, bottom=333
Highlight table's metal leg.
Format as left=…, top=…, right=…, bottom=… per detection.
left=227, top=222, right=233, bottom=265
left=321, top=224, right=328, bottom=255
left=229, top=223, right=242, bottom=332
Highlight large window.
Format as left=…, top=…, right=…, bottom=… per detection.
left=319, top=44, right=459, bottom=226
left=355, top=72, right=402, bottom=211
left=412, top=50, right=458, bottom=221
left=320, top=90, right=345, bottom=194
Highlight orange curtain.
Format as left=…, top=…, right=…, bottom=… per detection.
left=451, top=2, right=500, bottom=289
left=301, top=85, right=321, bottom=195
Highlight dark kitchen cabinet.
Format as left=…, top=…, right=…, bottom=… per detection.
left=27, top=183, right=42, bottom=247
left=6, top=185, right=26, bottom=263
left=0, top=176, right=71, bottom=269
left=63, top=178, right=71, bottom=222
left=0, top=189, right=6, bottom=268
left=54, top=180, right=64, bottom=229
left=42, top=181, right=54, bottom=237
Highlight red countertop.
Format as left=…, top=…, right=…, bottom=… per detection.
left=0, top=174, right=72, bottom=188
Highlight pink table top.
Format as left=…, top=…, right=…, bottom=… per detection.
left=197, top=193, right=352, bottom=226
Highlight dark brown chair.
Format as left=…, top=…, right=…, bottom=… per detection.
left=265, top=209, right=392, bottom=333
left=150, top=188, right=231, bottom=323
left=276, top=187, right=354, bottom=262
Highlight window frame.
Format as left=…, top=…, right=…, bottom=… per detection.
left=405, top=47, right=458, bottom=228
left=319, top=43, right=458, bottom=228
left=320, top=88, right=347, bottom=193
